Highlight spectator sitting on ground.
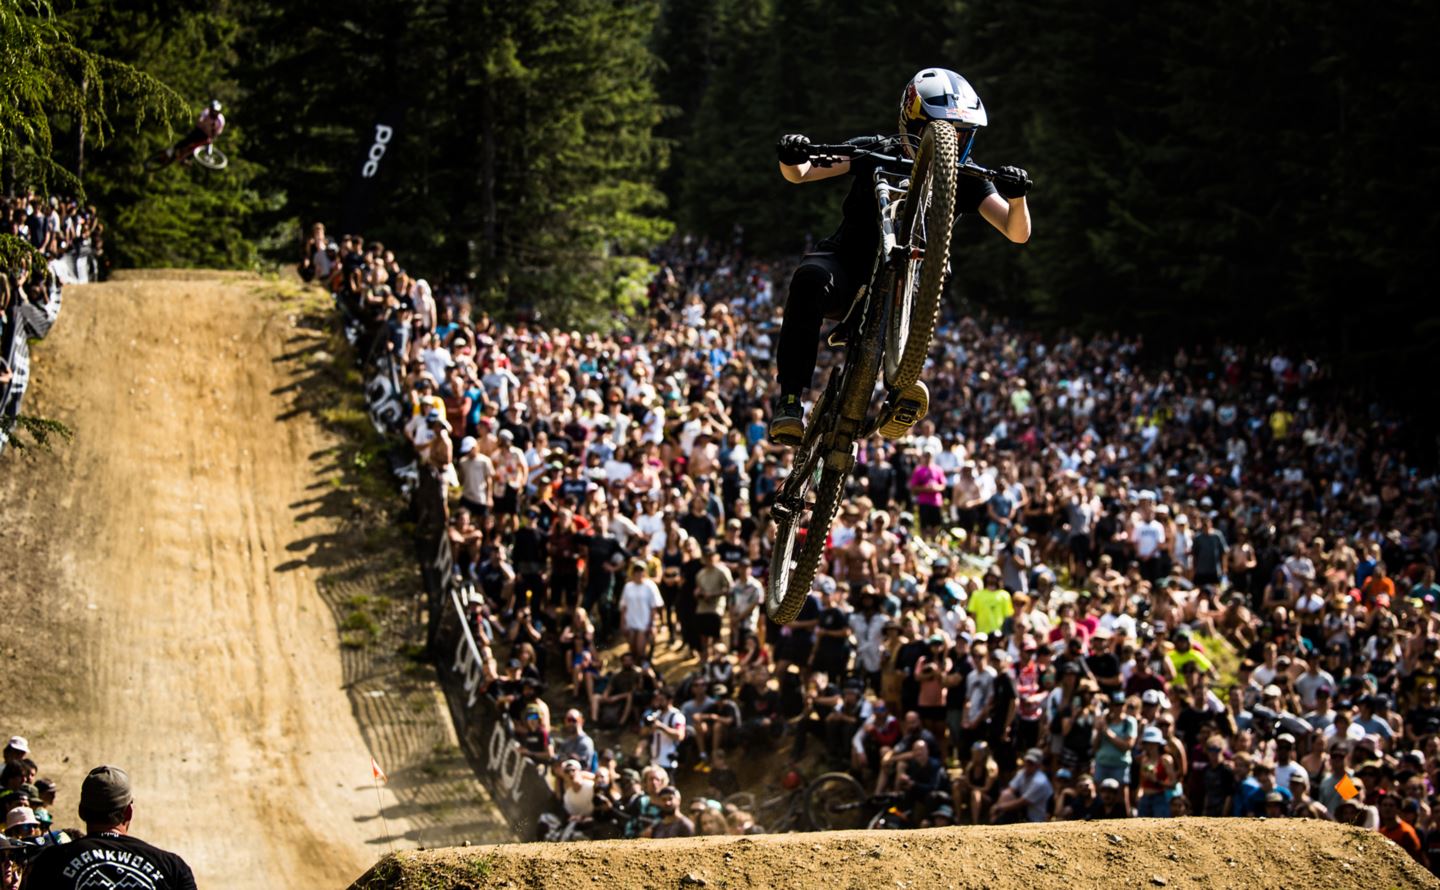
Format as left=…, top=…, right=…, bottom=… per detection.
left=693, top=683, right=741, bottom=771
left=592, top=651, right=647, bottom=729
left=991, top=748, right=1053, bottom=823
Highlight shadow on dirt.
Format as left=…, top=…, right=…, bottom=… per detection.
left=263, top=284, right=506, bottom=850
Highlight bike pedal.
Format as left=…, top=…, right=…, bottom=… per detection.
left=876, top=382, right=930, bottom=440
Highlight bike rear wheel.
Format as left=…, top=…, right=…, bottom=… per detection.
left=752, top=790, right=802, bottom=833
left=192, top=144, right=228, bottom=170
left=884, top=120, right=959, bottom=390
left=804, top=771, right=867, bottom=831
left=142, top=148, right=173, bottom=172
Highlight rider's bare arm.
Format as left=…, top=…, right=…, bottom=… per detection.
left=778, top=159, right=851, bottom=184
left=978, top=192, right=1031, bottom=243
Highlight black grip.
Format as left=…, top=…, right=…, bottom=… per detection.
left=959, top=162, right=997, bottom=181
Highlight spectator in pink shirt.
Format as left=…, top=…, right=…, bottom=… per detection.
left=909, top=448, right=947, bottom=538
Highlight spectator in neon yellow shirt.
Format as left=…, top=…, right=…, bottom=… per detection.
left=1166, top=629, right=1216, bottom=686
left=967, top=569, right=1014, bottom=636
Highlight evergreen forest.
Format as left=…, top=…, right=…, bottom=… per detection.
left=3, top=0, right=1436, bottom=395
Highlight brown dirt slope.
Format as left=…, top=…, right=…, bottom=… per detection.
left=350, top=818, right=1439, bottom=890
left=0, top=273, right=503, bottom=889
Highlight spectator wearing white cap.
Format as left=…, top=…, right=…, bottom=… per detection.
left=456, top=435, right=495, bottom=518
left=1169, top=512, right=1192, bottom=575
left=1, top=740, right=26, bottom=767
left=2, top=808, right=38, bottom=841
left=1091, top=777, right=1129, bottom=819
left=1284, top=764, right=1312, bottom=810
left=1273, top=733, right=1302, bottom=787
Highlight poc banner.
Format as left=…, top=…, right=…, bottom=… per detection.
left=434, top=584, right=554, bottom=838
left=340, top=105, right=403, bottom=234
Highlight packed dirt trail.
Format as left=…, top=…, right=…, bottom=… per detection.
left=356, top=818, right=1440, bottom=890
left=1, top=272, right=499, bottom=888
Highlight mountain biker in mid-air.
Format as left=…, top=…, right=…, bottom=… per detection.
left=767, top=68, right=1032, bottom=446
left=165, top=99, right=226, bottom=162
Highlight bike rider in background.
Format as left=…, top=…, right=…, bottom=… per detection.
left=768, top=68, right=1032, bottom=446
left=167, top=99, right=226, bottom=161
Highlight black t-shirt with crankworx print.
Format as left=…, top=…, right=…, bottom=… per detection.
left=23, top=832, right=196, bottom=890
left=816, top=137, right=998, bottom=275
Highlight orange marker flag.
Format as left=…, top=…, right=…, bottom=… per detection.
left=1335, top=774, right=1358, bottom=801
left=371, top=756, right=388, bottom=785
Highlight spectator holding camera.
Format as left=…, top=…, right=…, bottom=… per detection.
left=640, top=688, right=685, bottom=771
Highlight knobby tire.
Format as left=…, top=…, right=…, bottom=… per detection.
left=767, top=464, right=845, bottom=624
left=192, top=145, right=228, bottom=170
left=885, top=120, right=958, bottom=390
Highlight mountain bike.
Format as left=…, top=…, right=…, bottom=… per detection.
left=143, top=136, right=228, bottom=172
left=766, top=120, right=1002, bottom=624
left=724, top=770, right=876, bottom=832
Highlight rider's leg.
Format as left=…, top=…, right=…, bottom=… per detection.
left=771, top=253, right=855, bottom=445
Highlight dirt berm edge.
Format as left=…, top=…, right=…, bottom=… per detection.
left=349, top=817, right=1438, bottom=890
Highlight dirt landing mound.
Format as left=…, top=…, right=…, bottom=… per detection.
left=350, top=818, right=1438, bottom=890
left=0, top=274, right=499, bottom=889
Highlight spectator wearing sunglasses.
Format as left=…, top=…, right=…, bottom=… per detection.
left=554, top=710, right=596, bottom=770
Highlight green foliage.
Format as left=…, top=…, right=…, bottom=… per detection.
left=55, top=0, right=275, bottom=269
left=240, top=0, right=671, bottom=323
left=0, top=0, right=186, bottom=193
left=0, top=412, right=73, bottom=453
left=663, top=0, right=959, bottom=251
left=660, top=0, right=1439, bottom=397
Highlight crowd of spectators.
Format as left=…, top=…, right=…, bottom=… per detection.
left=2, top=191, right=88, bottom=449
left=0, top=736, right=72, bottom=887
left=323, top=225, right=1439, bottom=871
left=1, top=192, right=104, bottom=284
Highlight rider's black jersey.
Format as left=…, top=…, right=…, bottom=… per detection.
left=816, top=141, right=997, bottom=275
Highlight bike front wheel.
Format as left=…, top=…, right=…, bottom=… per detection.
left=191, top=144, right=228, bottom=170
left=884, top=120, right=959, bottom=390
left=766, top=463, right=845, bottom=624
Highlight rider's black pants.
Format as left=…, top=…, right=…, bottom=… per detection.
left=776, top=252, right=860, bottom=397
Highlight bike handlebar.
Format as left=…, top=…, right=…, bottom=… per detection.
left=804, top=142, right=997, bottom=181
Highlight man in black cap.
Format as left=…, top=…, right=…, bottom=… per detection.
left=23, top=764, right=195, bottom=889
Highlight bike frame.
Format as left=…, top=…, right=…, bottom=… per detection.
left=767, top=132, right=997, bottom=622
left=772, top=166, right=911, bottom=520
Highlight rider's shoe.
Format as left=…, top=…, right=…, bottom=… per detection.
left=877, top=381, right=930, bottom=440
left=768, top=394, right=804, bottom=446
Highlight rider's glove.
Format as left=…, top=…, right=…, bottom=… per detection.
left=994, top=165, right=1032, bottom=200
left=776, top=134, right=813, bottom=166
